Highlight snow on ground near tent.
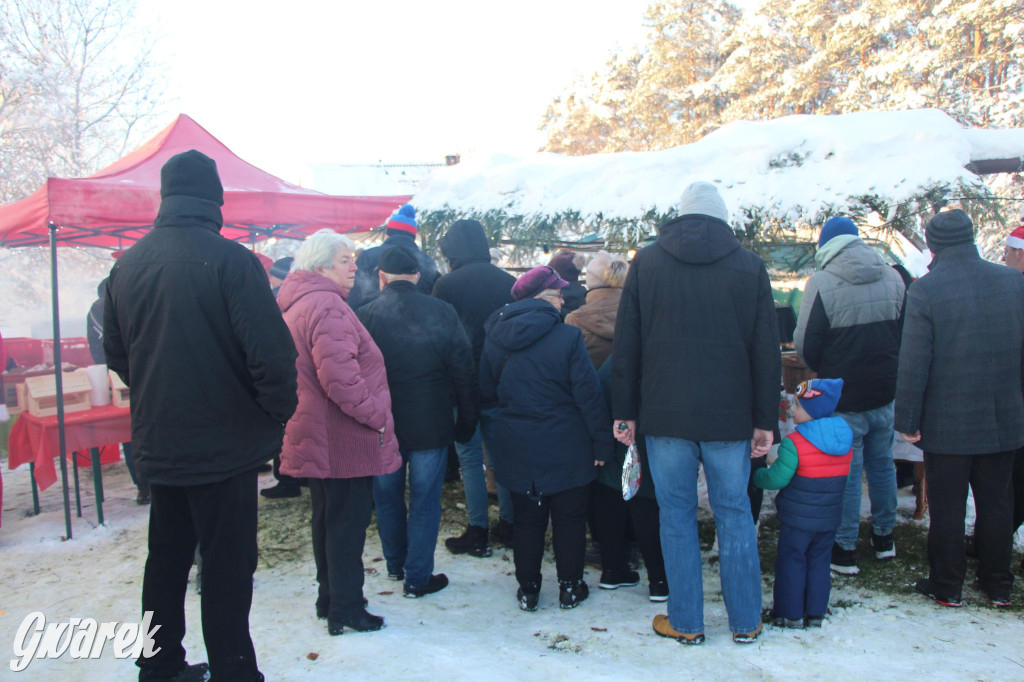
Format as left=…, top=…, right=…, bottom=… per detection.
left=2, top=459, right=1023, bottom=681
left=414, top=109, right=1024, bottom=225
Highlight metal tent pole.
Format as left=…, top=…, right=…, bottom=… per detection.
left=49, top=222, right=73, bottom=540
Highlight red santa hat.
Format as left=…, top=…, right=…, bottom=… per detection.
left=1007, top=225, right=1024, bottom=250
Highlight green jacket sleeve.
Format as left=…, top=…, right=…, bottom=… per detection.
left=754, top=437, right=799, bottom=490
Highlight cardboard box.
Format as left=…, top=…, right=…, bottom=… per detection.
left=24, top=369, right=93, bottom=417
left=109, top=370, right=130, bottom=408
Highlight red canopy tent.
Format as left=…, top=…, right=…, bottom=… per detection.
left=0, top=113, right=411, bottom=247
left=0, top=114, right=412, bottom=538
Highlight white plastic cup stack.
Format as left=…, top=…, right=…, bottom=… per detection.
left=86, top=364, right=111, bottom=407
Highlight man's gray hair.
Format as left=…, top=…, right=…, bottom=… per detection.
left=293, top=229, right=355, bottom=272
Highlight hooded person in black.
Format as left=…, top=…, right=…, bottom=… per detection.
left=433, top=219, right=516, bottom=365
left=432, top=219, right=518, bottom=555
left=611, top=181, right=780, bottom=645
left=104, top=149, right=298, bottom=682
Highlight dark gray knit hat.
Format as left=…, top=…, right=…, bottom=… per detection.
left=160, top=149, right=224, bottom=205
left=925, top=209, right=974, bottom=254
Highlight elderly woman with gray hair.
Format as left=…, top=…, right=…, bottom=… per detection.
left=277, top=229, right=401, bottom=635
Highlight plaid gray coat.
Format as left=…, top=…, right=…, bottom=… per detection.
left=894, top=244, right=1024, bottom=455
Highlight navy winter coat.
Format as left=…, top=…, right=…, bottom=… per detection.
left=480, top=298, right=613, bottom=497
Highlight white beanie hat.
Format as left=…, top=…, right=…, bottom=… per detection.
left=678, top=181, right=729, bottom=222
left=586, top=251, right=612, bottom=289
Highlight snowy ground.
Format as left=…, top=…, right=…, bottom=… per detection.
left=1, top=455, right=1023, bottom=681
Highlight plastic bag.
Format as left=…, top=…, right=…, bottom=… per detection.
left=621, top=443, right=641, bottom=500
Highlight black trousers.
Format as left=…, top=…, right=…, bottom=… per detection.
left=924, top=450, right=1015, bottom=598
left=512, top=485, right=589, bottom=587
left=1012, top=448, right=1024, bottom=533
left=139, top=469, right=259, bottom=681
left=309, top=477, right=373, bottom=620
left=592, top=482, right=666, bottom=583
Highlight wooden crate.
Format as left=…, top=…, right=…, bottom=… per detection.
left=109, top=370, right=130, bottom=408
left=782, top=352, right=816, bottom=394
left=24, top=370, right=93, bottom=417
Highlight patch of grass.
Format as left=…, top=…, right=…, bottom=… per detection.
left=257, top=493, right=313, bottom=569
left=753, top=508, right=1024, bottom=612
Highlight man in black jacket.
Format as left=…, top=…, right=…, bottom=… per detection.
left=432, top=219, right=516, bottom=555
left=104, top=150, right=298, bottom=682
left=346, top=204, right=439, bottom=310
left=358, top=245, right=479, bottom=598
left=611, top=181, right=780, bottom=645
left=896, top=210, right=1024, bottom=608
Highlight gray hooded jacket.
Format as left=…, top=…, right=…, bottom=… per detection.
left=794, top=236, right=905, bottom=412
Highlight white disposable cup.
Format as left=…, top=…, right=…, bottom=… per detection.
left=86, top=364, right=111, bottom=406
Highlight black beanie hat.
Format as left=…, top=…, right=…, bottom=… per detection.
left=160, top=150, right=224, bottom=206
left=378, top=246, right=420, bottom=275
left=926, top=209, right=974, bottom=254
left=269, top=257, right=294, bottom=280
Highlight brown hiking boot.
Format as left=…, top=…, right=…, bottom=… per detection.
left=652, top=614, right=705, bottom=645
left=732, top=622, right=763, bottom=644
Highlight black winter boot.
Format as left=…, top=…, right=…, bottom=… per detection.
left=517, top=581, right=541, bottom=611
left=558, top=579, right=589, bottom=609
left=444, top=525, right=492, bottom=557
left=328, top=608, right=386, bottom=635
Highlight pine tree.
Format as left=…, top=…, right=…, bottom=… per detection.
left=542, top=0, right=1024, bottom=154
left=541, top=0, right=741, bottom=154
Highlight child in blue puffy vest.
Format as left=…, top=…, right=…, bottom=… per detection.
left=755, top=378, right=853, bottom=628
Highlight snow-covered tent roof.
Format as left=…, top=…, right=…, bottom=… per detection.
left=413, top=109, right=1024, bottom=246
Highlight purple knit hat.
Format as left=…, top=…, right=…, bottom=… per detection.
left=511, top=266, right=569, bottom=301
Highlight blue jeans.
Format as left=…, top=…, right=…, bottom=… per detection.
left=834, top=402, right=897, bottom=550
left=372, top=447, right=447, bottom=590
left=454, top=407, right=513, bottom=526
left=646, top=437, right=762, bottom=635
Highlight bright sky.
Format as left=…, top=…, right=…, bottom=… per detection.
left=141, top=0, right=663, bottom=185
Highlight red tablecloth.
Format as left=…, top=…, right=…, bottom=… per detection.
left=7, top=405, right=131, bottom=491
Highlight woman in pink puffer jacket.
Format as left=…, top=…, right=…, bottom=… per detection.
left=277, top=229, right=400, bottom=636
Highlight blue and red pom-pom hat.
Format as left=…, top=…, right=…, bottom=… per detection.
left=386, top=204, right=418, bottom=236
